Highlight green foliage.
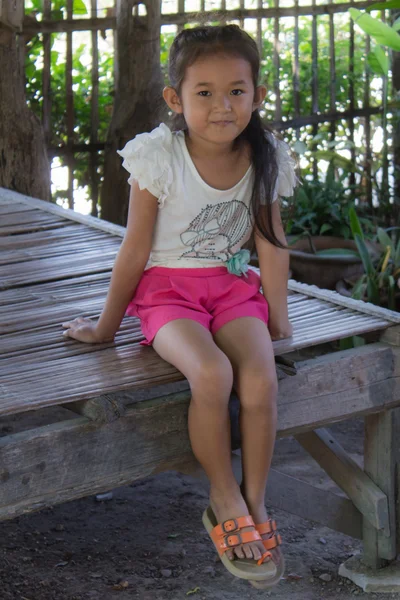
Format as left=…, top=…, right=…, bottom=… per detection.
left=284, top=162, right=357, bottom=239
left=349, top=209, right=400, bottom=309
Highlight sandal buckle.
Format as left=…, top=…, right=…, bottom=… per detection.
left=222, top=518, right=239, bottom=533
left=225, top=533, right=242, bottom=547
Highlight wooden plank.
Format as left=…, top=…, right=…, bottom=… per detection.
left=0, top=188, right=126, bottom=237
left=295, top=428, right=389, bottom=533
left=363, top=410, right=397, bottom=567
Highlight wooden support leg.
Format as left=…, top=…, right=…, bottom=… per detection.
left=363, top=410, right=397, bottom=568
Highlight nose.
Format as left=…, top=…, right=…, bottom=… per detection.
left=213, top=93, right=232, bottom=112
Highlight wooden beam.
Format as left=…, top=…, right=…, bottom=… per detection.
left=295, top=428, right=389, bottom=533
left=363, top=410, right=397, bottom=567
left=0, top=394, right=193, bottom=521
left=64, top=394, right=126, bottom=423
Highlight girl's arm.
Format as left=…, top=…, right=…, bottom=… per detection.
left=255, top=201, right=293, bottom=341
left=62, top=181, right=159, bottom=343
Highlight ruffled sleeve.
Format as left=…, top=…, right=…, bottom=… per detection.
left=117, top=123, right=173, bottom=208
left=271, top=136, right=298, bottom=201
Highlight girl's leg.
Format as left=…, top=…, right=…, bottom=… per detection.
left=153, top=318, right=266, bottom=562
left=213, top=317, right=280, bottom=564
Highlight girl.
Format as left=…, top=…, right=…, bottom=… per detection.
left=63, top=24, right=297, bottom=587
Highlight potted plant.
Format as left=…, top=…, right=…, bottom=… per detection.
left=283, top=161, right=376, bottom=289
left=336, top=208, right=400, bottom=311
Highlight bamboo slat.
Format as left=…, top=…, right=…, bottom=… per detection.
left=0, top=203, right=31, bottom=215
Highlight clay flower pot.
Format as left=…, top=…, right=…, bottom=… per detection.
left=288, top=236, right=378, bottom=290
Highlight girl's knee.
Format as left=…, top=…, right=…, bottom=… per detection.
left=189, top=354, right=233, bottom=403
left=239, top=364, right=278, bottom=412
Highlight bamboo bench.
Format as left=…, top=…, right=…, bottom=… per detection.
left=1, top=187, right=400, bottom=582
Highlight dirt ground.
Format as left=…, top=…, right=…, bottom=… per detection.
left=0, top=417, right=398, bottom=600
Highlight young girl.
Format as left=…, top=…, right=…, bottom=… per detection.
left=63, top=24, right=297, bottom=587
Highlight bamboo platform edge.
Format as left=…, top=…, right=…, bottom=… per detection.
left=0, top=187, right=126, bottom=238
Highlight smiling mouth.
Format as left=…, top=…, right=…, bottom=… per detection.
left=211, top=121, right=234, bottom=126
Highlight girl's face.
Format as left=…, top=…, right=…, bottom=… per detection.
left=164, top=53, right=266, bottom=146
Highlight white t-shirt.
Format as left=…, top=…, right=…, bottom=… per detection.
left=117, top=124, right=297, bottom=270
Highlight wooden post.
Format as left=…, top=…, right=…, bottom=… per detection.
left=0, top=1, right=51, bottom=200
left=380, top=326, right=400, bottom=559
left=363, top=411, right=397, bottom=568
left=100, top=0, right=167, bottom=225
left=0, top=0, right=23, bottom=30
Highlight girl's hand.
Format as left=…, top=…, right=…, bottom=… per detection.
left=62, top=317, right=114, bottom=344
left=269, top=319, right=293, bottom=341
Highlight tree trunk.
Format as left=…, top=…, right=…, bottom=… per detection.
left=0, top=26, right=51, bottom=201
left=100, top=0, right=167, bottom=225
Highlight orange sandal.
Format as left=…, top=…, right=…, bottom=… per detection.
left=250, top=519, right=285, bottom=589
left=202, top=505, right=277, bottom=582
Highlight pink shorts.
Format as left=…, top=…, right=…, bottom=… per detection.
left=126, top=266, right=269, bottom=346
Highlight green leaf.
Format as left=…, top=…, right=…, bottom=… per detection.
left=377, top=227, right=394, bottom=253
left=352, top=276, right=367, bottom=300
left=73, top=0, right=87, bottom=14
left=393, top=16, right=400, bottom=31
left=319, top=223, right=332, bottom=235
left=354, top=234, right=375, bottom=276
left=349, top=206, right=364, bottom=241
left=349, top=8, right=400, bottom=51
left=367, top=46, right=390, bottom=76
left=367, top=0, right=400, bottom=12
left=366, top=277, right=381, bottom=305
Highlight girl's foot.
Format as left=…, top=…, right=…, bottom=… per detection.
left=209, top=487, right=268, bottom=563
left=242, top=494, right=283, bottom=569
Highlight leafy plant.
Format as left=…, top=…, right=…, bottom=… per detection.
left=349, top=207, right=400, bottom=309
left=285, top=162, right=359, bottom=240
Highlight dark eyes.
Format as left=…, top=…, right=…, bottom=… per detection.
left=197, top=89, right=244, bottom=97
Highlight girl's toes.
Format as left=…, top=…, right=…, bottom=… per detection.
left=234, top=546, right=245, bottom=559
left=243, top=544, right=253, bottom=560
left=252, top=545, right=262, bottom=562
left=226, top=549, right=234, bottom=561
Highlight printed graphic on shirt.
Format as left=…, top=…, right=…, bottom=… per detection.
left=179, top=200, right=252, bottom=261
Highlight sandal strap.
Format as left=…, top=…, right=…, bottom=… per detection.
left=212, top=515, right=255, bottom=538
left=211, top=528, right=262, bottom=557
left=261, top=533, right=282, bottom=550
left=257, top=551, right=272, bottom=566
left=255, top=519, right=277, bottom=535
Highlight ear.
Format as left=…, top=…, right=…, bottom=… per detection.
left=163, top=86, right=183, bottom=114
left=253, top=85, right=267, bottom=111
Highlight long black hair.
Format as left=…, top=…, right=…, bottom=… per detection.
left=168, top=24, right=286, bottom=248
